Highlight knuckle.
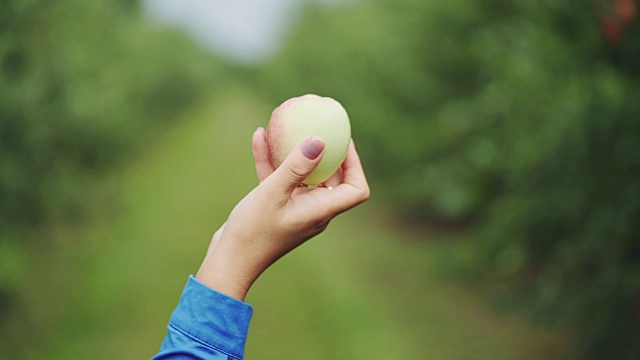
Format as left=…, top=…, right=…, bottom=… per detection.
left=285, top=161, right=308, bottom=180
left=357, top=185, right=370, bottom=203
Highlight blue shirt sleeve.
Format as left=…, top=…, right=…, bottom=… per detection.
left=153, top=275, right=253, bottom=360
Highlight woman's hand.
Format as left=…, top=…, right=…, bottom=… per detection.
left=196, top=127, right=370, bottom=300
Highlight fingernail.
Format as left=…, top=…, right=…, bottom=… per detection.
left=302, top=136, right=325, bottom=159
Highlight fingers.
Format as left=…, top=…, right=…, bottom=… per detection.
left=252, top=127, right=275, bottom=183
left=322, top=140, right=370, bottom=214
left=323, top=167, right=343, bottom=188
left=340, top=140, right=369, bottom=190
left=260, top=136, right=325, bottom=202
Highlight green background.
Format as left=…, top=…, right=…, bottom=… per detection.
left=2, top=0, right=639, bottom=359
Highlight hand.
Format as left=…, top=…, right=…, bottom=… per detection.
left=196, top=127, right=370, bottom=300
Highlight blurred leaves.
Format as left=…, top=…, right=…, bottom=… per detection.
left=2, top=0, right=640, bottom=358
left=0, top=0, right=219, bottom=301
left=256, top=0, right=640, bottom=358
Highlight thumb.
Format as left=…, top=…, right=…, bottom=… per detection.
left=262, top=136, right=325, bottom=199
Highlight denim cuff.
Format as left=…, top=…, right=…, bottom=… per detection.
left=168, top=275, right=253, bottom=359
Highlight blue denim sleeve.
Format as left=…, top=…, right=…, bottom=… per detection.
left=153, top=275, right=253, bottom=360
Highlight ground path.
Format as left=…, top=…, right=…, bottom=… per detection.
left=21, top=88, right=570, bottom=359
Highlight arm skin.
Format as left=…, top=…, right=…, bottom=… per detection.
left=196, top=127, right=370, bottom=301
left=154, top=128, right=369, bottom=359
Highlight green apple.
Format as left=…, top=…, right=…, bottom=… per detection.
left=267, top=94, right=352, bottom=185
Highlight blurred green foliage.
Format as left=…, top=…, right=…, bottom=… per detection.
left=0, top=0, right=219, bottom=307
left=2, top=0, right=639, bottom=358
left=256, top=0, right=640, bottom=358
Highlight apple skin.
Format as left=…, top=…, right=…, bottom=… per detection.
left=267, top=94, right=351, bottom=185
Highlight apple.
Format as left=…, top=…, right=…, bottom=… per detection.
left=267, top=94, right=352, bottom=185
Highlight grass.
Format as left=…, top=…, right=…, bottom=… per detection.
left=10, top=88, right=571, bottom=359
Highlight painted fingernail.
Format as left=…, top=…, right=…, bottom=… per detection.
left=302, top=136, right=325, bottom=159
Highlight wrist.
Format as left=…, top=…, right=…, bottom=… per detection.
left=195, top=253, right=261, bottom=301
